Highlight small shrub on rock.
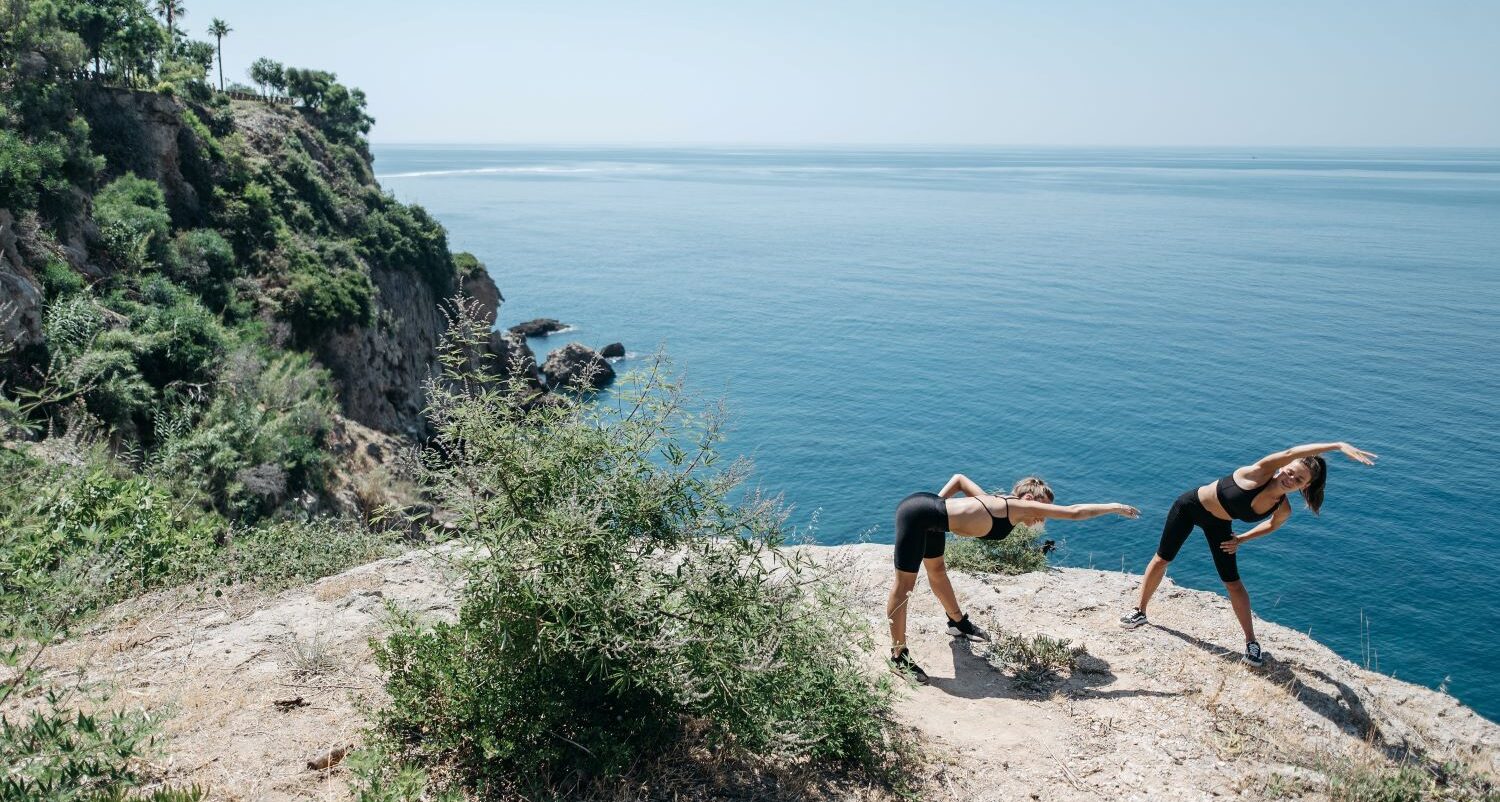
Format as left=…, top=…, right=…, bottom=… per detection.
left=364, top=304, right=896, bottom=797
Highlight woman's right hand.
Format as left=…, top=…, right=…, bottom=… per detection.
left=1114, top=504, right=1140, bottom=519
left=1338, top=443, right=1379, bottom=465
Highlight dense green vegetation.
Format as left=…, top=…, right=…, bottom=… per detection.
left=0, top=1, right=465, bottom=790
left=355, top=312, right=901, bottom=799
left=943, top=523, right=1050, bottom=575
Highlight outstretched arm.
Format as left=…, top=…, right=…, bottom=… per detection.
left=1219, top=500, right=1292, bottom=554
left=1007, top=498, right=1140, bottom=521
left=1250, top=441, right=1378, bottom=476
left=938, top=473, right=986, bottom=499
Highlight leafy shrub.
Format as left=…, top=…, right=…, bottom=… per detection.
left=168, top=228, right=238, bottom=309
left=93, top=173, right=172, bottom=271
left=283, top=243, right=374, bottom=340
left=0, top=640, right=203, bottom=802
left=0, top=447, right=220, bottom=636
left=114, top=277, right=229, bottom=390
left=215, top=181, right=281, bottom=255
left=944, top=524, right=1049, bottom=575
left=365, top=308, right=895, bottom=797
left=976, top=628, right=1082, bottom=691
left=37, top=257, right=85, bottom=299
left=0, top=127, right=70, bottom=213
left=150, top=349, right=335, bottom=520
left=356, top=197, right=455, bottom=296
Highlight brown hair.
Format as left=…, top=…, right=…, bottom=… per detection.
left=1010, top=476, right=1054, bottom=503
left=1301, top=456, right=1327, bottom=514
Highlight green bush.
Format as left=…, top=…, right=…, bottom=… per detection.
left=168, top=228, right=238, bottom=309
left=944, top=524, right=1049, bottom=575
left=365, top=310, right=895, bottom=797
left=37, top=257, right=85, bottom=299
left=356, top=197, right=455, bottom=296
left=150, top=349, right=335, bottom=520
left=0, top=447, right=220, bottom=636
left=93, top=173, right=172, bottom=272
left=0, top=640, right=204, bottom=802
left=215, top=181, right=281, bottom=255
left=283, top=243, right=374, bottom=340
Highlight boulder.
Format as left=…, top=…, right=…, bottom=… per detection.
left=508, top=318, right=568, bottom=337
left=542, top=343, right=615, bottom=391
left=600, top=342, right=625, bottom=359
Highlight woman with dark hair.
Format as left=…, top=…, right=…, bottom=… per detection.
left=1119, top=442, right=1377, bottom=666
left=888, top=474, right=1139, bottom=683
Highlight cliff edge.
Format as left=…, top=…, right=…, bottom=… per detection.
left=39, top=544, right=1498, bottom=801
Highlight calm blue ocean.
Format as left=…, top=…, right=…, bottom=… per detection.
left=374, top=146, right=1500, bottom=720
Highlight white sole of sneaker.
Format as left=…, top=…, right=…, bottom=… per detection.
left=947, top=627, right=989, bottom=642
left=1119, top=619, right=1148, bottom=630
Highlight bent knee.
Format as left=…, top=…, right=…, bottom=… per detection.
left=922, top=557, right=948, bottom=573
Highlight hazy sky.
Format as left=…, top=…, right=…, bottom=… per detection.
left=195, top=1, right=1500, bottom=146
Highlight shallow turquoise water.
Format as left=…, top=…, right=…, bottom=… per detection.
left=375, top=146, right=1500, bottom=720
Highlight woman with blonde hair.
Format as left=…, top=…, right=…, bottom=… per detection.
left=888, top=474, right=1139, bottom=683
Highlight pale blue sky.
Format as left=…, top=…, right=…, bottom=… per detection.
left=196, top=1, right=1500, bottom=145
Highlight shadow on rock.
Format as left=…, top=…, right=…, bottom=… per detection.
left=928, top=637, right=1182, bottom=702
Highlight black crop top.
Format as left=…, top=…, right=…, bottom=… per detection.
left=1215, top=475, right=1285, bottom=523
left=974, top=495, right=1015, bottom=541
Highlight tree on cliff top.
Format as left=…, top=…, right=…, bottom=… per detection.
left=207, top=17, right=229, bottom=91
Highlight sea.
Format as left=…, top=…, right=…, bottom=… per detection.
left=374, top=145, right=1500, bottom=721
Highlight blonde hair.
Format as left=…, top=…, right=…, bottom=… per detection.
left=1009, top=476, right=1054, bottom=502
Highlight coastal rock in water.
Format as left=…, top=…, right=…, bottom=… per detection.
left=600, top=342, right=625, bottom=359
left=508, top=318, right=568, bottom=337
left=542, top=343, right=615, bottom=391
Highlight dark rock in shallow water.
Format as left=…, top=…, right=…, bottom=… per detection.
left=542, top=343, right=615, bottom=391
left=508, top=318, right=568, bottom=337
left=600, top=342, right=625, bottom=359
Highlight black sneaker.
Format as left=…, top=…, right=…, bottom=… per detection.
left=1119, top=608, right=1149, bottom=629
left=1243, top=641, right=1265, bottom=667
left=946, top=613, right=991, bottom=642
left=889, top=648, right=929, bottom=685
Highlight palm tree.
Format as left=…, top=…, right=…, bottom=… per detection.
left=207, top=18, right=231, bottom=91
left=153, top=0, right=185, bottom=39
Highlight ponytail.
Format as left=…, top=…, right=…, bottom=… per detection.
left=1301, top=456, right=1327, bottom=514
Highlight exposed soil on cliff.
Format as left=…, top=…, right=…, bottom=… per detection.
left=28, top=544, right=1498, bottom=800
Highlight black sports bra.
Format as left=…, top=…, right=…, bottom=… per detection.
left=973, top=495, right=1015, bottom=541
left=1215, top=475, right=1286, bottom=523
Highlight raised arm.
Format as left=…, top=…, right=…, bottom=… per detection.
left=1248, top=441, right=1378, bottom=477
left=1006, top=497, right=1140, bottom=521
left=937, top=473, right=987, bottom=499
left=1219, top=499, right=1292, bottom=555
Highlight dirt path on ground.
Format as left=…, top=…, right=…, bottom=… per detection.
left=26, top=544, right=1499, bottom=801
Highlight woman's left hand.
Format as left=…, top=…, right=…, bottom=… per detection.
left=1219, top=536, right=1245, bottom=555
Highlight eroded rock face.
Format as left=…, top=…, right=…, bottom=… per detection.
left=485, top=330, right=544, bottom=391
left=0, top=209, right=42, bottom=351
left=509, top=318, right=567, bottom=337
left=462, top=271, right=502, bottom=329
left=83, top=88, right=210, bottom=226
left=542, top=342, right=615, bottom=391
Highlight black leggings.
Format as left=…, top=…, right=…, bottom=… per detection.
left=1156, top=489, right=1240, bottom=583
left=894, top=492, right=949, bottom=573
